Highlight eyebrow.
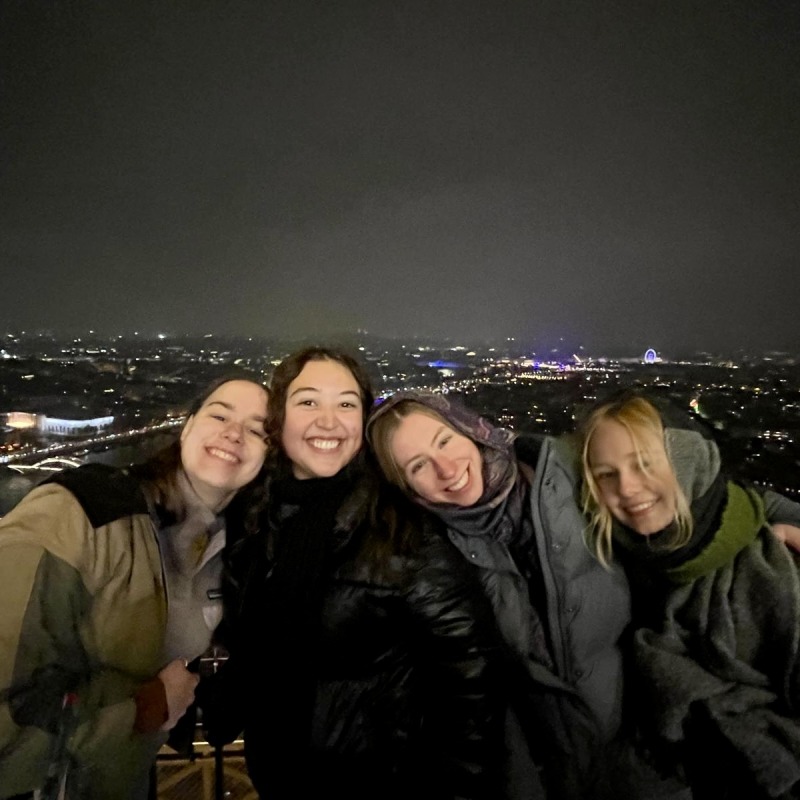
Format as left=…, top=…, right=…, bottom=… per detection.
left=207, top=399, right=266, bottom=423
left=400, top=424, right=447, bottom=470
left=431, top=424, right=447, bottom=447
left=590, top=449, right=641, bottom=468
left=288, top=386, right=361, bottom=400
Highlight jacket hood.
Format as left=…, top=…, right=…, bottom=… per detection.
left=649, top=397, right=722, bottom=506
left=366, top=390, right=515, bottom=453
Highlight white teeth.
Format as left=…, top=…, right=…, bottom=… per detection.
left=627, top=500, right=655, bottom=514
left=309, top=438, right=340, bottom=451
left=448, top=471, right=469, bottom=492
left=208, top=447, right=238, bottom=463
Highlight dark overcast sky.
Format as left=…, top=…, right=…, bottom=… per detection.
left=2, top=0, right=799, bottom=355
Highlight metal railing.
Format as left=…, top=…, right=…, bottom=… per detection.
left=155, top=648, right=256, bottom=800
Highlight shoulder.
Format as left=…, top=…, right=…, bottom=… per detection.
left=518, top=433, right=582, bottom=495
left=390, top=506, right=477, bottom=584
left=43, top=464, right=148, bottom=527
left=513, top=433, right=548, bottom=468
left=348, top=483, right=461, bottom=575
left=0, top=466, right=154, bottom=578
left=390, top=519, right=496, bottom=631
left=514, top=431, right=578, bottom=466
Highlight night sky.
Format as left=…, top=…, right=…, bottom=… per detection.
left=3, top=1, right=799, bottom=355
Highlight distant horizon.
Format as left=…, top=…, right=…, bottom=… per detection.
left=2, top=327, right=798, bottom=364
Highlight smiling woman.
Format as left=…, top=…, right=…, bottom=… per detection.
left=578, top=392, right=800, bottom=798
left=583, top=400, right=687, bottom=543
left=178, top=379, right=268, bottom=509
left=0, top=374, right=269, bottom=800
left=280, top=358, right=364, bottom=479
left=389, top=408, right=485, bottom=506
left=202, top=347, right=504, bottom=800
left=366, top=390, right=633, bottom=799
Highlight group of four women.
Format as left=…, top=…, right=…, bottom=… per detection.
left=1, top=345, right=798, bottom=800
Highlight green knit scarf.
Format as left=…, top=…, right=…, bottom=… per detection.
left=665, top=482, right=765, bottom=584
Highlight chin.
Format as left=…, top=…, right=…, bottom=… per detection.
left=451, top=497, right=476, bottom=508
left=629, top=516, right=675, bottom=537
left=463, top=488, right=483, bottom=507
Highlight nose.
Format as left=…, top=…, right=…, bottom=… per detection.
left=223, top=420, right=244, bottom=442
left=432, top=454, right=457, bottom=480
left=315, top=406, right=337, bottom=430
left=617, top=468, right=642, bottom=497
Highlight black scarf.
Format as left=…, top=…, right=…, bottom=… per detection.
left=612, top=473, right=727, bottom=575
left=611, top=467, right=729, bottom=630
left=423, top=444, right=521, bottom=542
left=243, top=464, right=356, bottom=794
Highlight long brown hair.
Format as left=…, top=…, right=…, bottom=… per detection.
left=260, top=347, right=421, bottom=560
left=368, top=399, right=444, bottom=495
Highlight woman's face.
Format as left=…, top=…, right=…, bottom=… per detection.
left=180, top=380, right=268, bottom=510
left=587, top=417, right=677, bottom=535
left=281, top=359, right=364, bottom=480
left=389, top=411, right=484, bottom=507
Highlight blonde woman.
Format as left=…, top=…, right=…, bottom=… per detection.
left=580, top=392, right=800, bottom=800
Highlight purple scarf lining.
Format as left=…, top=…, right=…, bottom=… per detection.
left=368, top=391, right=522, bottom=540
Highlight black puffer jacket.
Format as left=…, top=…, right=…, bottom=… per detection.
left=203, top=468, right=504, bottom=800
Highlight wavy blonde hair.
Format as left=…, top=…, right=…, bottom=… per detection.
left=579, top=394, right=693, bottom=567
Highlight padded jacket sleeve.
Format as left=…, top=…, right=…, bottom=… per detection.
left=401, top=520, right=505, bottom=800
left=0, top=485, right=166, bottom=799
left=763, top=489, right=800, bottom=528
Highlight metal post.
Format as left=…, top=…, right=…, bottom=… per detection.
left=207, top=646, right=227, bottom=800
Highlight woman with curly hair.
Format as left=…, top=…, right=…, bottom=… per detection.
left=204, top=348, right=503, bottom=800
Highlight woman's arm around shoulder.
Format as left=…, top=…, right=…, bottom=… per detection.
left=761, top=489, right=800, bottom=553
left=0, top=483, right=168, bottom=795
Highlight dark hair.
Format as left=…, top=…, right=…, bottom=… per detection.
left=261, top=347, right=422, bottom=563
left=266, top=346, right=374, bottom=462
left=136, top=372, right=268, bottom=516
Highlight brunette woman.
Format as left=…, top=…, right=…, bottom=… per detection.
left=0, top=375, right=269, bottom=800
left=367, top=390, right=629, bottom=798
left=205, top=348, right=503, bottom=800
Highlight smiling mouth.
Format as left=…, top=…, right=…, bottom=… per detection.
left=447, top=470, right=469, bottom=493
left=308, top=438, right=341, bottom=451
left=624, top=499, right=656, bottom=515
left=208, top=447, right=240, bottom=464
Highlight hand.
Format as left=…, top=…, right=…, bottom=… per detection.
left=772, top=523, right=800, bottom=554
left=158, top=658, right=200, bottom=731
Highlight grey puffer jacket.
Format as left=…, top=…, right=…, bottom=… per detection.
left=434, top=428, right=800, bottom=799
left=441, top=434, right=630, bottom=798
